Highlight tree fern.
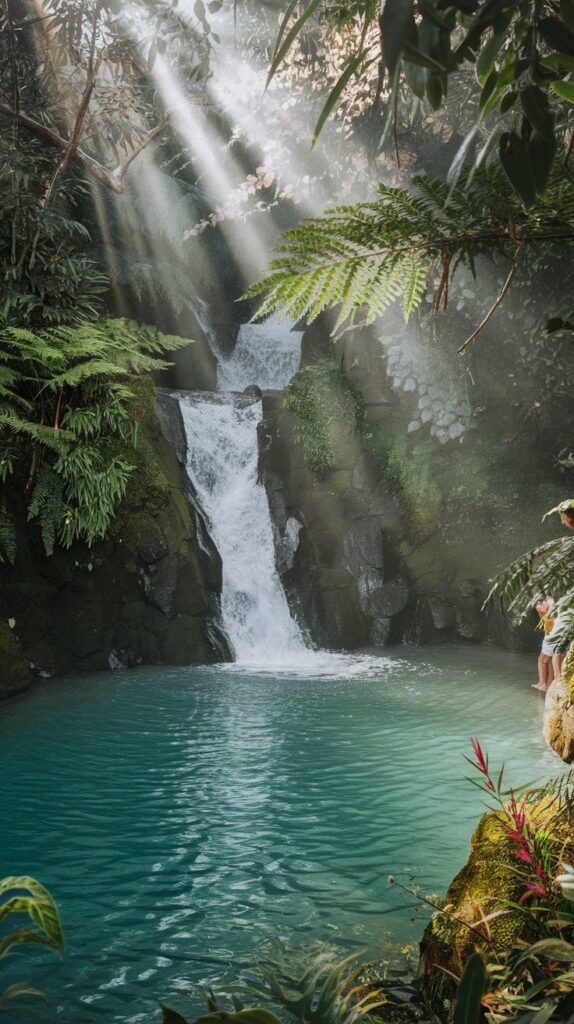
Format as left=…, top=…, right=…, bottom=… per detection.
left=485, top=536, right=574, bottom=622
left=245, top=167, right=574, bottom=334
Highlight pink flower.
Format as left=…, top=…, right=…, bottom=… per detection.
left=470, top=737, right=495, bottom=790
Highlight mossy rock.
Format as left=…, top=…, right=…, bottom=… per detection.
left=420, top=804, right=574, bottom=998
left=420, top=813, right=530, bottom=993
left=0, top=622, right=32, bottom=698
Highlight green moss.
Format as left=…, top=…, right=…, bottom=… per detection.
left=328, top=469, right=353, bottom=494
left=421, top=804, right=574, bottom=1001
left=285, top=359, right=366, bottom=476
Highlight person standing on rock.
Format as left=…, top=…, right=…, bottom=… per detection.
left=532, top=595, right=556, bottom=692
left=533, top=500, right=574, bottom=693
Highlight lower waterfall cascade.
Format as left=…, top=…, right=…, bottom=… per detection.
left=178, top=390, right=307, bottom=664
left=175, top=316, right=312, bottom=666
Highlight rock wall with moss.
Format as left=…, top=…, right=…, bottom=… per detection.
left=274, top=315, right=573, bottom=652
left=0, top=383, right=229, bottom=698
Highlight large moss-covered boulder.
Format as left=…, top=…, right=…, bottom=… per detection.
left=419, top=813, right=524, bottom=988
left=420, top=801, right=574, bottom=1000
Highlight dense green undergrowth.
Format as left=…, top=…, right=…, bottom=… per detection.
left=0, top=319, right=191, bottom=563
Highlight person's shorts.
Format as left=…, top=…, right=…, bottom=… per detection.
left=542, top=635, right=569, bottom=656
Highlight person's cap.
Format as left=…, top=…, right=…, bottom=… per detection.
left=542, top=499, right=574, bottom=521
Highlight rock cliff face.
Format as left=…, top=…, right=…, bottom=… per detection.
left=259, top=394, right=413, bottom=649
left=0, top=382, right=230, bottom=697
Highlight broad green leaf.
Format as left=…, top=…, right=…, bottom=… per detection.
left=500, top=90, right=517, bottom=112
left=551, top=80, right=574, bottom=104
left=541, top=52, right=574, bottom=72
left=479, top=68, right=499, bottom=111
left=0, top=927, right=60, bottom=959
left=426, top=74, right=444, bottom=109
left=0, top=877, right=63, bottom=950
left=266, top=0, right=324, bottom=86
left=499, top=131, right=536, bottom=206
left=381, top=0, right=416, bottom=78
left=403, top=59, right=427, bottom=98
left=539, top=16, right=574, bottom=55
left=476, top=31, right=505, bottom=85
left=528, top=130, right=556, bottom=195
left=453, top=952, right=486, bottom=1024
left=521, top=86, right=554, bottom=142
left=526, top=938, right=574, bottom=961
left=311, top=53, right=373, bottom=148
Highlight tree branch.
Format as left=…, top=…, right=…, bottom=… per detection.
left=0, top=102, right=167, bottom=194
left=458, top=244, right=523, bottom=356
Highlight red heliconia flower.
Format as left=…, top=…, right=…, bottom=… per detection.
left=470, top=737, right=495, bottom=790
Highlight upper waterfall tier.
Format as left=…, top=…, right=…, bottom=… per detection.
left=178, top=391, right=307, bottom=664
left=217, top=316, right=302, bottom=392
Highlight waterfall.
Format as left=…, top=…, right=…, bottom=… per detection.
left=176, top=316, right=308, bottom=665
left=217, top=317, right=302, bottom=392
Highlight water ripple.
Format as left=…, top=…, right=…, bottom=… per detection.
left=0, top=644, right=560, bottom=1023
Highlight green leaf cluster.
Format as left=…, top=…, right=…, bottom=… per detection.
left=267, top=0, right=574, bottom=206
left=485, top=535, right=574, bottom=622
left=0, top=875, right=63, bottom=1011
left=162, top=949, right=384, bottom=1024
left=0, top=319, right=192, bottom=560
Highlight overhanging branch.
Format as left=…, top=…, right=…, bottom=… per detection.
left=0, top=102, right=167, bottom=194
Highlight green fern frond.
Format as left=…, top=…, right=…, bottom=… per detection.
left=485, top=536, right=574, bottom=621
left=245, top=166, right=574, bottom=334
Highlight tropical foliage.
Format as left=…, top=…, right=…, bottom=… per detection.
left=486, top=535, right=574, bottom=624
left=0, top=875, right=63, bottom=1010
left=268, top=0, right=574, bottom=206
left=446, top=743, right=574, bottom=1024
left=0, top=319, right=190, bottom=561
left=246, top=166, right=574, bottom=340
left=162, top=949, right=385, bottom=1024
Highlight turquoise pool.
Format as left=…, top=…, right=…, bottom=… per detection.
left=0, top=645, right=559, bottom=1022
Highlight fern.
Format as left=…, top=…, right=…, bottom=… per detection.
left=485, top=536, right=574, bottom=622
left=245, top=167, right=574, bottom=334
left=1, top=317, right=193, bottom=557
left=27, top=468, right=66, bottom=557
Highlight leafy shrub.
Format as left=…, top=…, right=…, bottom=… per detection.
left=162, top=949, right=384, bottom=1024
left=0, top=319, right=191, bottom=559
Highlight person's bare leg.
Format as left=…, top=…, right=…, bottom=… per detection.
left=553, top=652, right=565, bottom=683
left=532, top=653, right=551, bottom=690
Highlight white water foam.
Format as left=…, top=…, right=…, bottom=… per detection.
left=178, top=316, right=398, bottom=676
left=217, top=316, right=302, bottom=392
left=179, top=391, right=310, bottom=665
